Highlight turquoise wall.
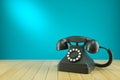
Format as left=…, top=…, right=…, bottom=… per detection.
left=0, top=0, right=120, bottom=59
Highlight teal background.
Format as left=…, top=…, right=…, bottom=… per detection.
left=0, top=0, right=120, bottom=59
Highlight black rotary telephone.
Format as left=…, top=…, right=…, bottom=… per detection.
left=56, top=36, right=113, bottom=74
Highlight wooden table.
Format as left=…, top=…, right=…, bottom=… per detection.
left=0, top=60, right=120, bottom=80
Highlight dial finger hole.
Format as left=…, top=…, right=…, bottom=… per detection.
left=70, top=59, right=73, bottom=61
left=78, top=50, right=80, bottom=52
left=68, top=52, right=70, bottom=54
left=76, top=58, right=79, bottom=60
left=68, top=57, right=70, bottom=60
left=79, top=52, right=81, bottom=55
left=78, top=55, right=81, bottom=58
left=67, top=55, right=69, bottom=57
left=75, top=49, right=78, bottom=51
left=72, top=48, right=75, bottom=51
left=73, top=59, right=76, bottom=62
left=70, top=50, right=72, bottom=52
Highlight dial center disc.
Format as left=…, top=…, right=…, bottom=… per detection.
left=69, top=51, right=78, bottom=58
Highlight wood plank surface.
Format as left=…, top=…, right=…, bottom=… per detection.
left=0, top=60, right=120, bottom=80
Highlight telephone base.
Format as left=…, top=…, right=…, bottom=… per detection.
left=58, top=52, right=95, bottom=74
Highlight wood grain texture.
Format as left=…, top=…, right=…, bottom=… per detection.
left=0, top=60, right=120, bottom=80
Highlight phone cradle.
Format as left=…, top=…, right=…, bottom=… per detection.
left=58, top=46, right=95, bottom=74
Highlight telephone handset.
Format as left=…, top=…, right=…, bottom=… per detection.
left=56, top=36, right=113, bottom=73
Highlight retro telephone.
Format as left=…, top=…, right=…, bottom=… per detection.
left=56, top=36, right=113, bottom=74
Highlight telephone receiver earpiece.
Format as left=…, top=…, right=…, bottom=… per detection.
left=57, top=39, right=69, bottom=50
left=85, top=40, right=99, bottom=53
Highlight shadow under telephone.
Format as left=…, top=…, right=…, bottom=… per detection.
left=56, top=36, right=113, bottom=74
